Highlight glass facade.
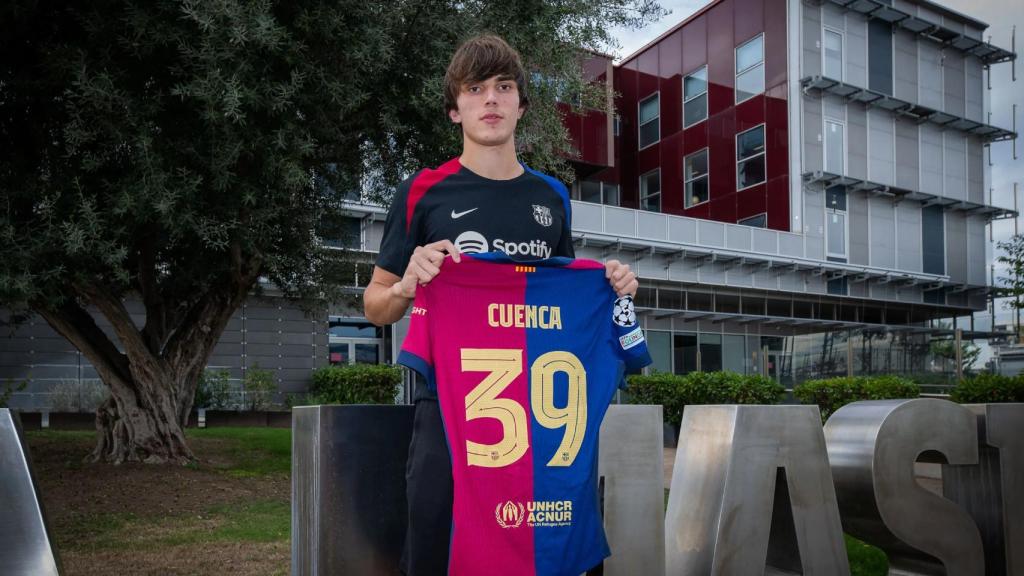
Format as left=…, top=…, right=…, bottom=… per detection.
left=643, top=325, right=959, bottom=388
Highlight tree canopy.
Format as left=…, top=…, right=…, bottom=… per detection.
left=0, top=0, right=666, bottom=463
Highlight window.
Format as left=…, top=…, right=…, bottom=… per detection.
left=824, top=29, right=843, bottom=80
left=673, top=333, right=698, bottom=375
left=613, top=114, right=621, bottom=137
left=827, top=277, right=848, bottom=296
left=868, top=20, right=893, bottom=95
left=922, top=205, right=945, bottom=275
left=738, top=213, right=767, bottom=227
left=826, top=185, right=847, bottom=260
left=577, top=180, right=620, bottom=206
left=736, top=125, right=766, bottom=190
left=639, top=93, right=660, bottom=148
left=699, top=334, right=723, bottom=372
left=684, top=66, right=708, bottom=128
left=320, top=216, right=361, bottom=249
left=825, top=120, right=844, bottom=175
left=640, top=169, right=661, bottom=212
left=684, top=149, right=709, bottom=207
left=735, top=34, right=765, bottom=103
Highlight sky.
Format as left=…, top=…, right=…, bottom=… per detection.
left=608, top=0, right=1024, bottom=329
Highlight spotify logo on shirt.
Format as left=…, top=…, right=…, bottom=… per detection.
left=453, top=231, right=552, bottom=258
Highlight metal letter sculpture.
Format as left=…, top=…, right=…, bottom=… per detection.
left=291, top=404, right=664, bottom=575
left=824, top=399, right=984, bottom=575
left=597, top=405, right=665, bottom=576
left=0, top=408, right=62, bottom=575
left=941, top=403, right=1024, bottom=576
left=664, top=405, right=849, bottom=576
left=291, top=405, right=415, bottom=576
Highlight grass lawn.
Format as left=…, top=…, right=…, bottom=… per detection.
left=29, top=428, right=889, bottom=575
left=28, top=427, right=292, bottom=576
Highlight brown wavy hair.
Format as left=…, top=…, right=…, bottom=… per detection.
left=444, top=34, right=529, bottom=114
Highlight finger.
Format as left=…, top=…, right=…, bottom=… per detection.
left=604, top=259, right=621, bottom=279
left=611, top=266, right=631, bottom=283
left=409, top=259, right=440, bottom=282
left=437, top=239, right=462, bottom=262
left=427, top=239, right=461, bottom=263
left=618, top=279, right=639, bottom=297
left=425, top=249, right=447, bottom=267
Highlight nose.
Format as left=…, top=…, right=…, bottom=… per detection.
left=484, top=85, right=500, bottom=104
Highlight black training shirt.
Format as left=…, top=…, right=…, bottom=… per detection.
left=376, top=157, right=575, bottom=277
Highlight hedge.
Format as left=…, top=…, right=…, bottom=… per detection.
left=626, top=371, right=785, bottom=427
left=793, top=375, right=919, bottom=420
left=950, top=373, right=1024, bottom=403
left=308, top=364, right=402, bottom=405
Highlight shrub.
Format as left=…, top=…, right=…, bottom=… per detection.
left=243, top=365, right=278, bottom=411
left=626, top=371, right=785, bottom=427
left=195, top=369, right=234, bottom=410
left=49, top=379, right=109, bottom=412
left=624, top=371, right=681, bottom=426
left=308, top=364, right=402, bottom=405
left=794, top=375, right=919, bottom=420
left=950, top=372, right=1024, bottom=403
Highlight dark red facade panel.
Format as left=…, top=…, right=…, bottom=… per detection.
left=610, top=0, right=790, bottom=231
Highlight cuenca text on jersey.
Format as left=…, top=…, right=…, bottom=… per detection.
left=487, top=303, right=563, bottom=330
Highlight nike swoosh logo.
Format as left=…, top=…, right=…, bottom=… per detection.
left=451, top=208, right=478, bottom=219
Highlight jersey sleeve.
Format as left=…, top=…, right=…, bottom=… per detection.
left=396, top=290, right=435, bottom=390
left=375, top=175, right=419, bottom=277
left=610, top=295, right=651, bottom=388
left=555, top=208, right=575, bottom=258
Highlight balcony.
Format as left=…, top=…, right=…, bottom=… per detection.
left=818, top=0, right=1015, bottom=65
left=801, top=75, right=1017, bottom=143
left=570, top=201, right=985, bottom=292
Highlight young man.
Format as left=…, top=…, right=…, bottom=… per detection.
left=363, top=34, right=637, bottom=575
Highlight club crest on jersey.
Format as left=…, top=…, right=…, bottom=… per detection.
left=532, top=204, right=553, bottom=227
left=495, top=501, right=526, bottom=529
left=612, top=295, right=636, bottom=327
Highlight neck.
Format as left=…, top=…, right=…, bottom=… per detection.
left=459, top=139, right=523, bottom=180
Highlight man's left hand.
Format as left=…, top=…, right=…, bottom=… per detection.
left=605, top=259, right=638, bottom=297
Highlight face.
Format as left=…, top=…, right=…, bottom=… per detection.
left=448, top=75, right=524, bottom=148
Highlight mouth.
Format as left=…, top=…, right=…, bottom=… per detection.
left=481, top=114, right=504, bottom=121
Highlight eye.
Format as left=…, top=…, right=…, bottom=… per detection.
left=498, top=83, right=513, bottom=91
left=467, top=85, right=481, bottom=93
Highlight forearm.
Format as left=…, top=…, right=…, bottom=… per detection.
left=364, top=281, right=413, bottom=326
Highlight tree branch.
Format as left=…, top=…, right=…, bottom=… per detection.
left=36, top=298, right=132, bottom=386
left=74, top=280, right=162, bottom=377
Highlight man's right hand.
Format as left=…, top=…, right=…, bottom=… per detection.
left=392, top=239, right=462, bottom=300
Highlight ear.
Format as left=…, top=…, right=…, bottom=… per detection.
left=449, top=108, right=462, bottom=124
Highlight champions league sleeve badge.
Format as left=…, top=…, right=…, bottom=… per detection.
left=612, top=295, right=636, bottom=327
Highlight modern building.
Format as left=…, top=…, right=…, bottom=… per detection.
left=558, top=0, right=1018, bottom=386
left=1, top=0, right=1018, bottom=409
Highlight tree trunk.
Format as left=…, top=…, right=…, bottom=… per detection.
left=37, top=279, right=251, bottom=464
left=88, top=367, right=197, bottom=465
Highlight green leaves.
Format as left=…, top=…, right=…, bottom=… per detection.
left=793, top=376, right=920, bottom=421
left=1, top=0, right=666, bottom=321
left=626, top=371, right=786, bottom=427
